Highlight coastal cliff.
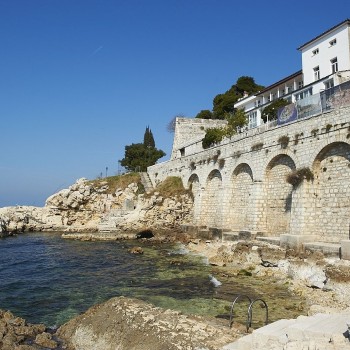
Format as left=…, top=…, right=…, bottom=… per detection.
left=0, top=176, right=193, bottom=237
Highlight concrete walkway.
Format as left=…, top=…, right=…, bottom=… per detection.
left=222, top=313, right=350, bottom=349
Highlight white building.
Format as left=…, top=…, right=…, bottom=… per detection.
left=235, top=19, right=350, bottom=128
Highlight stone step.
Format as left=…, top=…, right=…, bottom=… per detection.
left=287, top=313, right=349, bottom=341
left=223, top=319, right=296, bottom=350
left=256, top=236, right=280, bottom=246
left=221, top=313, right=350, bottom=350
left=222, top=232, right=239, bottom=242
left=303, top=241, right=341, bottom=257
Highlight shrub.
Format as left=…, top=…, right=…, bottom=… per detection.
left=286, top=167, right=314, bottom=187
left=326, top=124, right=332, bottom=132
left=218, top=158, right=225, bottom=169
left=294, top=133, right=302, bottom=145
left=202, top=128, right=225, bottom=149
left=251, top=142, right=264, bottom=151
left=233, top=150, right=242, bottom=158
left=311, top=128, right=319, bottom=137
left=278, top=135, right=290, bottom=149
left=147, top=176, right=190, bottom=198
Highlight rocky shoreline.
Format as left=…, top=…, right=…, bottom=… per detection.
left=0, top=177, right=193, bottom=237
left=2, top=177, right=350, bottom=349
left=1, top=234, right=350, bottom=349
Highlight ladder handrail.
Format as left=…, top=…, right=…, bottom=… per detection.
left=247, top=298, right=269, bottom=331
left=229, top=294, right=252, bottom=328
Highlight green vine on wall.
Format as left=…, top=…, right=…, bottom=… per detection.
left=286, top=167, right=314, bottom=187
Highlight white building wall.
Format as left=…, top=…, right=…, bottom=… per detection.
left=301, top=24, right=350, bottom=87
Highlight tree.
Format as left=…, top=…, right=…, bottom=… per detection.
left=120, top=143, right=165, bottom=172
left=212, top=91, right=239, bottom=119
left=262, top=99, right=290, bottom=122
left=224, top=108, right=248, bottom=136
left=143, top=126, right=155, bottom=148
left=212, top=76, right=264, bottom=119
left=236, top=76, right=264, bottom=95
left=120, top=127, right=165, bottom=172
left=195, top=109, right=214, bottom=119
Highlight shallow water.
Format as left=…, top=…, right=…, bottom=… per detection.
left=0, top=232, right=305, bottom=328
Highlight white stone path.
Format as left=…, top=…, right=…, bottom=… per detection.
left=222, top=313, right=350, bottom=350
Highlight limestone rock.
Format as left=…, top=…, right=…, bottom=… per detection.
left=34, top=332, right=58, bottom=349
left=57, top=296, right=239, bottom=350
left=128, top=246, right=144, bottom=254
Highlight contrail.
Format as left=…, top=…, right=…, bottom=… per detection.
left=90, top=46, right=103, bottom=57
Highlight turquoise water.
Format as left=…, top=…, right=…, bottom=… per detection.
left=0, top=232, right=218, bottom=326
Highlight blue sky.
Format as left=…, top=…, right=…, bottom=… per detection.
left=1, top=0, right=349, bottom=207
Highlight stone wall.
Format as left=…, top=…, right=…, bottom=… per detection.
left=148, top=106, right=350, bottom=243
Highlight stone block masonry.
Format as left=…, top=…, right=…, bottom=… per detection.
left=148, top=105, right=350, bottom=247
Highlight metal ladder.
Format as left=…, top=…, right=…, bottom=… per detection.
left=229, top=294, right=268, bottom=332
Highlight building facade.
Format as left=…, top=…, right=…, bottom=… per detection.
left=147, top=20, right=350, bottom=249
left=235, top=19, right=350, bottom=129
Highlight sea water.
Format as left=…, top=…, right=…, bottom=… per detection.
left=0, top=232, right=221, bottom=326
left=0, top=232, right=305, bottom=328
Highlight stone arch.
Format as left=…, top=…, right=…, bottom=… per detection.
left=201, top=169, right=223, bottom=228
left=311, top=142, right=350, bottom=241
left=187, top=174, right=202, bottom=226
left=187, top=173, right=200, bottom=192
left=264, top=154, right=296, bottom=236
left=226, top=163, right=254, bottom=231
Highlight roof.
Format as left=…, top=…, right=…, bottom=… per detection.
left=256, top=70, right=302, bottom=96
left=297, top=19, right=350, bottom=50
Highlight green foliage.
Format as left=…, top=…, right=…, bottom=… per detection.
left=224, top=109, right=248, bottom=136
left=120, top=143, right=165, bottom=172
left=212, top=76, right=264, bottom=119
left=201, top=109, right=247, bottom=149
left=311, top=128, right=319, bottom=137
left=121, top=126, right=165, bottom=172
left=251, top=142, right=264, bottom=151
left=143, top=126, right=155, bottom=148
left=277, top=135, right=290, bottom=149
left=195, top=110, right=214, bottom=119
left=90, top=173, right=143, bottom=194
left=212, top=92, right=239, bottom=119
left=236, top=76, right=264, bottom=95
left=148, top=176, right=191, bottom=198
left=202, top=127, right=226, bottom=149
left=262, top=99, right=290, bottom=122
left=218, top=158, right=225, bottom=168
left=286, top=167, right=314, bottom=187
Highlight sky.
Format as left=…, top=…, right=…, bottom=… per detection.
left=1, top=0, right=349, bottom=207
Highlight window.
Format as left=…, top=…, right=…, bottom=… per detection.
left=304, top=88, right=313, bottom=97
left=296, top=88, right=313, bottom=101
left=324, top=79, right=334, bottom=90
left=248, top=111, right=257, bottom=129
left=298, top=81, right=304, bottom=89
left=329, top=38, right=337, bottom=47
left=312, top=48, right=319, bottom=55
left=331, top=57, right=338, bottom=73
left=313, top=66, right=320, bottom=81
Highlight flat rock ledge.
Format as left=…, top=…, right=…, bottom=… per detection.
left=57, top=296, right=241, bottom=350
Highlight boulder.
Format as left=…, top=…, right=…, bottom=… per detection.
left=57, top=297, right=239, bottom=350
